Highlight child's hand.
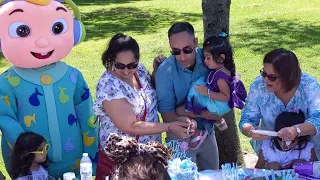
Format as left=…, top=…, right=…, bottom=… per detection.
left=201, top=111, right=221, bottom=120
left=195, top=85, right=208, bottom=96
left=265, top=162, right=282, bottom=170
left=282, top=161, right=294, bottom=169
left=292, top=159, right=307, bottom=165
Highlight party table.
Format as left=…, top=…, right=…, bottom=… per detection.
left=198, top=169, right=320, bottom=180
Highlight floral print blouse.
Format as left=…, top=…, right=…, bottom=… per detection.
left=94, top=63, right=161, bottom=149
left=239, top=73, right=320, bottom=158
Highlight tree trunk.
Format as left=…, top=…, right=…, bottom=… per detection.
left=202, top=0, right=231, bottom=38
left=202, top=0, right=245, bottom=167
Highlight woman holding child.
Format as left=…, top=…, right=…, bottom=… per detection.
left=93, top=33, right=195, bottom=180
left=239, top=48, right=320, bottom=169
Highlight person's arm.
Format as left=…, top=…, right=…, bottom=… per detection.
left=155, top=63, right=177, bottom=123
left=0, top=75, right=25, bottom=149
left=278, top=77, right=320, bottom=140
left=103, top=99, right=188, bottom=137
left=195, top=79, right=230, bottom=102
left=73, top=70, right=98, bottom=172
left=310, top=148, right=318, bottom=162
left=300, top=78, right=320, bottom=136
left=151, top=55, right=167, bottom=87
left=255, top=149, right=266, bottom=169
left=239, top=81, right=263, bottom=136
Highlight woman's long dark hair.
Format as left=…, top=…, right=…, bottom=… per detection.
left=10, top=132, right=49, bottom=179
left=203, top=35, right=236, bottom=77
left=271, top=110, right=309, bottom=151
left=101, top=33, right=140, bottom=69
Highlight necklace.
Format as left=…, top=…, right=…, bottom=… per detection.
left=207, top=67, right=225, bottom=85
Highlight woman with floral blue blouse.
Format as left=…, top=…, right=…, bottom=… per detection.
left=239, top=48, right=320, bottom=159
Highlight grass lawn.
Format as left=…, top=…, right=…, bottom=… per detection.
left=1, top=0, right=320, bottom=178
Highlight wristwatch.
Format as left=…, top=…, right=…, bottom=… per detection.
left=295, top=125, right=301, bottom=137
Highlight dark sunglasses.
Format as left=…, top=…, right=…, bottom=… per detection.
left=114, top=62, right=139, bottom=70
left=260, top=69, right=279, bottom=82
left=170, top=47, right=194, bottom=55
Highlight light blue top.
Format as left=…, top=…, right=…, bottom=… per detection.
left=239, top=73, right=320, bottom=157
left=155, top=48, right=210, bottom=128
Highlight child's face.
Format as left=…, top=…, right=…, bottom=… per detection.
left=277, top=137, right=298, bottom=151
left=33, top=141, right=48, bottom=163
left=204, top=50, right=219, bottom=70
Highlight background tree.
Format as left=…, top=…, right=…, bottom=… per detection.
left=202, top=0, right=245, bottom=167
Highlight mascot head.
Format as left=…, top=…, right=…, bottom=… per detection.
left=0, top=0, right=85, bottom=68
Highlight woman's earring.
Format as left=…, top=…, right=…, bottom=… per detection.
left=112, top=64, right=115, bottom=71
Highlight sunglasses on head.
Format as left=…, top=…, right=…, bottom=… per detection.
left=29, top=144, right=50, bottom=155
left=170, top=47, right=194, bottom=56
left=260, top=69, right=279, bottom=82
left=114, top=62, right=139, bottom=70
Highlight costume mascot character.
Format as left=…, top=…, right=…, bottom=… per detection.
left=0, top=0, right=98, bottom=178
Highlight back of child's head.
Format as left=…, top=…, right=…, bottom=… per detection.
left=272, top=110, right=309, bottom=150
left=275, top=109, right=305, bottom=131
left=10, top=132, right=48, bottom=179
left=104, top=133, right=172, bottom=180
left=114, top=154, right=171, bottom=180
left=203, top=33, right=236, bottom=77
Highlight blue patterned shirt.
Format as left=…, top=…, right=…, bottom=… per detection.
left=239, top=73, right=320, bottom=157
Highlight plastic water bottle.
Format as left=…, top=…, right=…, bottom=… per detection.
left=80, top=153, right=92, bottom=180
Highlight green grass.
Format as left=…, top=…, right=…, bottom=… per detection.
left=1, top=0, right=320, bottom=178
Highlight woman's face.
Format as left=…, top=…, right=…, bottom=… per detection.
left=262, top=63, right=282, bottom=93
left=113, top=51, right=138, bottom=80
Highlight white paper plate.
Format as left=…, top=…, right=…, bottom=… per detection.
left=251, top=130, right=278, bottom=137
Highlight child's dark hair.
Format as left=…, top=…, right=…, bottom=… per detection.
left=10, top=132, right=49, bottom=179
left=102, top=33, right=140, bottom=69
left=203, top=34, right=236, bottom=77
left=271, top=110, right=309, bottom=151
left=110, top=154, right=171, bottom=180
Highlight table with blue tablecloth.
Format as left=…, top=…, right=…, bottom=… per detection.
left=198, top=168, right=320, bottom=180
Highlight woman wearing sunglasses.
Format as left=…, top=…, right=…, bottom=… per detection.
left=93, top=33, right=193, bottom=180
left=239, top=48, right=320, bottom=159
left=10, top=132, right=50, bottom=180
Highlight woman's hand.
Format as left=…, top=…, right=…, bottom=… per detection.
left=177, top=116, right=197, bottom=136
left=195, top=85, right=208, bottom=96
left=153, top=55, right=166, bottom=70
left=265, top=162, right=282, bottom=170
left=278, top=126, right=298, bottom=141
left=170, top=117, right=195, bottom=138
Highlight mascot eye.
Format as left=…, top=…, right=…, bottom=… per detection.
left=8, top=22, right=31, bottom=38
left=52, top=19, right=68, bottom=35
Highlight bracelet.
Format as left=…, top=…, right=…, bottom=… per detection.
left=207, top=88, right=211, bottom=98
left=247, top=130, right=252, bottom=137
left=167, top=123, right=171, bottom=132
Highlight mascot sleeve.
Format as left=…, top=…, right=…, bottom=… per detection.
left=73, top=69, right=98, bottom=171
left=0, top=73, right=24, bottom=148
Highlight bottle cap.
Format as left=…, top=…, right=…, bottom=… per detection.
left=83, top=153, right=88, bottom=157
